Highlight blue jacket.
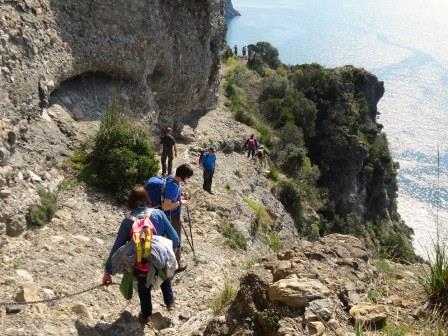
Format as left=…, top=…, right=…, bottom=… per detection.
left=202, top=153, right=216, bottom=170
left=164, top=175, right=182, bottom=217
left=105, top=207, right=180, bottom=274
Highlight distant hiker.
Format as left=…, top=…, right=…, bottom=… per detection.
left=162, top=164, right=194, bottom=272
left=256, top=145, right=269, bottom=168
left=160, top=127, right=178, bottom=176
left=234, top=44, right=238, bottom=56
left=103, top=186, right=180, bottom=324
left=244, top=134, right=258, bottom=159
left=200, top=147, right=217, bottom=194
left=242, top=46, right=247, bottom=58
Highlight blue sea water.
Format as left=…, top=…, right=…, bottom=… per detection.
left=227, top=0, right=448, bottom=255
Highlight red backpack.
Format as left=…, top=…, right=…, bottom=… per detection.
left=128, top=211, right=157, bottom=272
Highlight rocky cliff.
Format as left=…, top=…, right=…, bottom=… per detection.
left=224, top=0, right=240, bottom=17
left=0, top=0, right=225, bottom=123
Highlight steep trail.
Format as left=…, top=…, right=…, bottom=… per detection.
left=0, top=69, right=296, bottom=336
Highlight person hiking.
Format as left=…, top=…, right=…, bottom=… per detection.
left=234, top=44, right=238, bottom=56
left=160, top=127, right=178, bottom=177
left=244, top=134, right=258, bottom=159
left=256, top=145, right=270, bottom=168
left=103, top=185, right=180, bottom=324
left=242, top=46, right=247, bottom=58
left=200, top=147, right=216, bottom=194
left=162, top=163, right=194, bottom=272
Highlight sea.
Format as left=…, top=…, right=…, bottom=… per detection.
left=227, top=0, right=448, bottom=257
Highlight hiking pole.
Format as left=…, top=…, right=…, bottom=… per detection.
left=186, top=207, right=196, bottom=258
left=181, top=220, right=197, bottom=261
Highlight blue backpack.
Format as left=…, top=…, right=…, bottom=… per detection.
left=145, top=176, right=166, bottom=208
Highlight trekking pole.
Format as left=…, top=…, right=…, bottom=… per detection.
left=181, top=219, right=197, bottom=260
left=186, top=207, right=195, bottom=257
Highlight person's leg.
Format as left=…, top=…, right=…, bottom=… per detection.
left=170, top=215, right=182, bottom=265
left=203, top=168, right=207, bottom=191
left=161, top=152, right=167, bottom=176
left=167, top=154, right=174, bottom=176
left=136, top=271, right=152, bottom=319
left=161, top=278, right=174, bottom=306
left=205, top=169, right=214, bottom=193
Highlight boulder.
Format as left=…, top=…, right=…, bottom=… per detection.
left=349, top=303, right=387, bottom=330
left=71, top=302, right=93, bottom=321
left=268, top=275, right=330, bottom=308
left=15, top=284, right=42, bottom=302
left=0, top=147, right=10, bottom=166
left=6, top=215, right=27, bottom=237
left=308, top=321, right=326, bottom=336
left=15, top=269, right=34, bottom=284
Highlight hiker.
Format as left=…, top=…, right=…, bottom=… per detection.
left=256, top=145, right=269, bottom=168
left=162, top=164, right=194, bottom=272
left=234, top=44, right=238, bottom=56
left=103, top=186, right=180, bottom=323
left=160, top=127, right=178, bottom=176
left=200, top=147, right=217, bottom=194
left=244, top=134, right=258, bottom=159
left=242, top=46, right=247, bottom=58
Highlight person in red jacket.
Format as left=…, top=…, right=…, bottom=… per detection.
left=244, top=134, right=258, bottom=159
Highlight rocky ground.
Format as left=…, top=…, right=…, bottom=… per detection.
left=0, top=64, right=443, bottom=336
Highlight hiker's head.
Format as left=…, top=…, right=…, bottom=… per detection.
left=208, top=147, right=216, bottom=154
left=175, top=163, right=194, bottom=182
left=250, top=134, right=254, bottom=139
left=127, top=185, right=151, bottom=210
left=165, top=127, right=172, bottom=135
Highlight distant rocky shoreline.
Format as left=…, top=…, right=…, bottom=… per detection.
left=225, top=0, right=241, bottom=17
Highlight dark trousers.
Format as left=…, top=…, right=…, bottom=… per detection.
left=203, top=168, right=215, bottom=193
left=161, top=152, right=173, bottom=175
left=169, top=214, right=182, bottom=265
left=247, top=148, right=256, bottom=158
left=136, top=271, right=174, bottom=318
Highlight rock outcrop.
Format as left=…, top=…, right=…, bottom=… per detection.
left=224, top=0, right=240, bottom=17
left=0, top=0, right=225, bottom=123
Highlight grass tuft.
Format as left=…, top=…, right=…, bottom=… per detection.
left=26, top=189, right=58, bottom=228
left=209, top=279, right=238, bottom=313
left=221, top=224, right=247, bottom=250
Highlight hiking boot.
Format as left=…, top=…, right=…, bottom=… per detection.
left=166, top=300, right=176, bottom=311
left=175, top=264, right=188, bottom=274
left=138, top=313, right=151, bottom=325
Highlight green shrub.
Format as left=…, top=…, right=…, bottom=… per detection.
left=260, top=75, right=288, bottom=101
left=221, top=224, right=247, bottom=250
left=26, top=189, right=58, bottom=228
left=77, top=99, right=159, bottom=199
left=268, top=234, right=282, bottom=252
left=209, top=279, right=238, bottom=313
left=244, top=198, right=274, bottom=235
left=247, top=42, right=281, bottom=75
left=423, top=239, right=448, bottom=312
left=277, top=178, right=303, bottom=228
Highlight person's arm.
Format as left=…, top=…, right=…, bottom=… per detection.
left=162, top=198, right=182, bottom=211
left=103, top=218, right=132, bottom=283
left=174, top=143, right=178, bottom=158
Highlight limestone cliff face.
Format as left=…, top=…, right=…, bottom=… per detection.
left=0, top=0, right=225, bottom=124
left=224, top=0, right=240, bottom=17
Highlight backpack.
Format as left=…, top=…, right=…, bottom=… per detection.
left=247, top=138, right=256, bottom=148
left=145, top=176, right=166, bottom=208
left=198, top=149, right=206, bottom=166
left=129, top=212, right=157, bottom=272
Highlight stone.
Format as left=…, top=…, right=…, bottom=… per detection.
left=0, top=188, right=11, bottom=198
left=28, top=170, right=42, bottom=183
left=308, top=321, right=325, bottom=336
left=15, top=269, right=33, bottom=283
left=64, top=198, right=82, bottom=210
left=6, top=305, right=22, bottom=314
left=268, top=275, right=330, bottom=308
left=308, top=298, right=333, bottom=321
left=179, top=310, right=191, bottom=320
left=149, top=312, right=171, bottom=330
left=54, top=210, right=72, bottom=221
left=0, top=147, right=10, bottom=166
left=327, top=318, right=339, bottom=330
left=15, top=284, right=41, bottom=302
left=71, top=302, right=93, bottom=321
left=349, top=303, right=387, bottom=330
left=6, top=215, right=27, bottom=237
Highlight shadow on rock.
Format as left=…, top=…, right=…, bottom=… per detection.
left=75, top=311, right=145, bottom=336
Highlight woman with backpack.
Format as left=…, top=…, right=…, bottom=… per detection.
left=244, top=134, right=258, bottom=159
left=103, top=185, right=180, bottom=324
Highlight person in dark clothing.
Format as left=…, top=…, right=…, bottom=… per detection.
left=160, top=127, right=178, bottom=176
left=103, top=186, right=180, bottom=323
left=162, top=164, right=194, bottom=272
left=200, top=147, right=216, bottom=194
left=242, top=46, right=247, bottom=58
left=244, top=134, right=258, bottom=159
left=234, top=44, right=238, bottom=56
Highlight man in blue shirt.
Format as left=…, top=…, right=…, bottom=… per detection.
left=162, top=164, right=194, bottom=272
left=201, top=147, right=216, bottom=194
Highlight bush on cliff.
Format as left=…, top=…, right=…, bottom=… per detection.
left=248, top=41, right=281, bottom=75
left=26, top=189, right=58, bottom=228
left=75, top=99, right=158, bottom=199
